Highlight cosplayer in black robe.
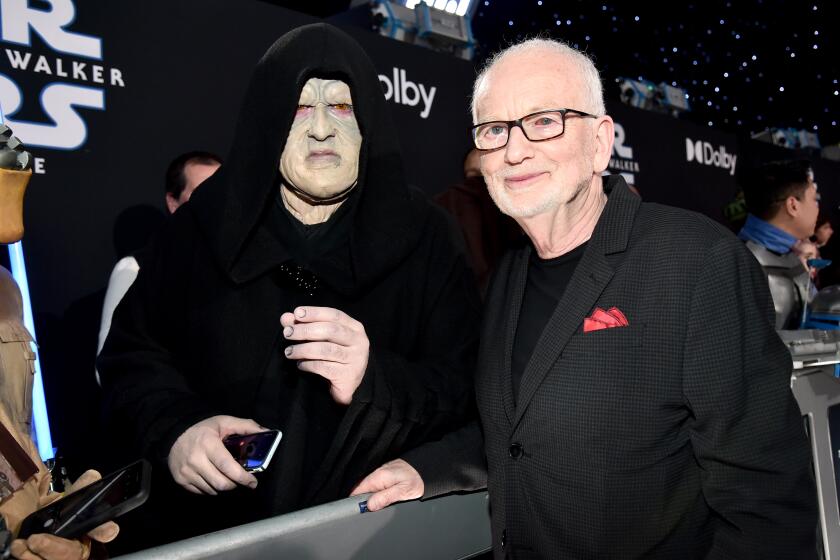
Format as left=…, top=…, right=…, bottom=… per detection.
left=98, top=23, right=479, bottom=544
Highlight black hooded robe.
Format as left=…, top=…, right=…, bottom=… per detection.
left=98, top=23, right=479, bottom=544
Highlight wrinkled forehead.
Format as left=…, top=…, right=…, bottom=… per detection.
left=298, top=77, right=353, bottom=104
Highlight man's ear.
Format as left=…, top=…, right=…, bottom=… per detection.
left=165, top=193, right=179, bottom=214
left=592, top=116, right=614, bottom=174
left=785, top=195, right=800, bottom=218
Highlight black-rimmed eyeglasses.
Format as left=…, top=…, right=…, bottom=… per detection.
left=471, top=108, right=598, bottom=151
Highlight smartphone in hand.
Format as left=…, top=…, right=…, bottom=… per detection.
left=223, top=430, right=282, bottom=473
left=18, top=459, right=151, bottom=540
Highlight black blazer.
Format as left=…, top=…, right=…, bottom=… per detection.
left=407, top=176, right=817, bottom=559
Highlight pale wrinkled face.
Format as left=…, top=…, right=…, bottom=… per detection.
left=279, top=78, right=362, bottom=200
left=475, top=51, right=599, bottom=219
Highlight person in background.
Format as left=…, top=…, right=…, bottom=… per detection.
left=434, top=148, right=521, bottom=295
left=793, top=239, right=820, bottom=300
left=739, top=159, right=820, bottom=329
left=95, top=152, right=221, bottom=384
left=163, top=152, right=222, bottom=215
left=812, top=211, right=834, bottom=250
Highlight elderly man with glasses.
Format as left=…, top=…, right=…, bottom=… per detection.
left=355, top=38, right=817, bottom=559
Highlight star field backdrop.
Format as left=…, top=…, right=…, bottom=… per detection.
left=469, top=0, right=840, bottom=145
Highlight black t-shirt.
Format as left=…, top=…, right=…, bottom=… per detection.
left=511, top=242, right=587, bottom=403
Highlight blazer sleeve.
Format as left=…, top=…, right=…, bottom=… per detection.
left=97, top=227, right=221, bottom=464
left=682, top=236, right=818, bottom=558
left=401, top=420, right=487, bottom=499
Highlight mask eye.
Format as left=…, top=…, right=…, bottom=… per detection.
left=329, top=103, right=354, bottom=116
left=295, top=105, right=314, bottom=118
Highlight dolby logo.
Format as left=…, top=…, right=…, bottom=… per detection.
left=685, top=138, right=737, bottom=176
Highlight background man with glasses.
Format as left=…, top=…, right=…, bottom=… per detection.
left=738, top=159, right=820, bottom=329
left=355, top=38, right=817, bottom=559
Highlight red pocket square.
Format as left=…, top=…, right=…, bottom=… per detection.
left=583, top=307, right=629, bottom=333
left=605, top=307, right=629, bottom=326
left=583, top=318, right=610, bottom=332
left=590, top=308, right=621, bottom=327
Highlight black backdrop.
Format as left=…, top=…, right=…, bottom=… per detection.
left=0, top=0, right=837, bottom=469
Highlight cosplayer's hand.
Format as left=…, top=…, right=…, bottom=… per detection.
left=11, top=471, right=120, bottom=560
left=281, top=306, right=369, bottom=405
left=350, top=459, right=424, bottom=512
left=11, top=534, right=93, bottom=560
left=168, top=415, right=261, bottom=495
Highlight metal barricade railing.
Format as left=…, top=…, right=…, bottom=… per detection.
left=782, top=329, right=840, bottom=559
left=114, top=490, right=491, bottom=560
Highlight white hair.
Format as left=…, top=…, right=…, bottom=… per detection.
left=471, top=38, right=606, bottom=123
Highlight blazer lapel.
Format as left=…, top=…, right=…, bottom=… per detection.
left=511, top=175, right=639, bottom=429
left=499, top=249, right=529, bottom=425
left=513, top=249, right=614, bottom=428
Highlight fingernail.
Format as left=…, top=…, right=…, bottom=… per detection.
left=249, top=480, right=258, bottom=489
left=284, top=346, right=293, bottom=356
left=283, top=326, right=293, bottom=337
left=295, top=307, right=306, bottom=318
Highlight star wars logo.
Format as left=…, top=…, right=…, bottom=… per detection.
left=685, top=138, right=737, bottom=176
left=0, top=0, right=124, bottom=162
left=608, top=122, right=640, bottom=185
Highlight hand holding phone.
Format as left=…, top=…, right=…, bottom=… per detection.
left=223, top=430, right=282, bottom=473
left=17, top=460, right=151, bottom=540
left=168, top=415, right=264, bottom=495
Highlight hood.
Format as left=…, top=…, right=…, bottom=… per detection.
left=189, top=23, right=425, bottom=288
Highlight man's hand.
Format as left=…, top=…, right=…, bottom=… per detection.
left=11, top=534, right=94, bottom=560
left=167, top=415, right=263, bottom=495
left=11, top=470, right=120, bottom=560
left=350, top=459, right=424, bottom=512
left=281, top=306, right=369, bottom=405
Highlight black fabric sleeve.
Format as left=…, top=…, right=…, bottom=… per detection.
left=97, top=226, right=221, bottom=464
left=349, top=213, right=481, bottom=450
left=401, top=420, right=487, bottom=498
left=682, top=237, right=818, bottom=558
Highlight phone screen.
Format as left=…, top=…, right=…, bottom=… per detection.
left=223, top=430, right=282, bottom=472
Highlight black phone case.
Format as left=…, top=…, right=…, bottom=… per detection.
left=17, top=459, right=152, bottom=540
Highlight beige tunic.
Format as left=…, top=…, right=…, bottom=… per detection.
left=0, top=265, right=49, bottom=536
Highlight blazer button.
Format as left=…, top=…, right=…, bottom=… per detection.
left=501, top=529, right=506, bottom=548
left=509, top=442, right=523, bottom=459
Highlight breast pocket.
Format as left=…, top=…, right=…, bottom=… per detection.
left=546, top=323, right=665, bottom=469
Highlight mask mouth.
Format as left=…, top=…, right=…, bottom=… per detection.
left=308, top=149, right=338, bottom=157
left=305, top=150, right=341, bottom=168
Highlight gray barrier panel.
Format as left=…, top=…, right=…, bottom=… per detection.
left=114, top=491, right=491, bottom=560
left=792, top=367, right=840, bottom=559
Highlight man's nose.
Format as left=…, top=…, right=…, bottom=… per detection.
left=308, top=105, right=335, bottom=141
left=504, top=125, right=533, bottom=164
